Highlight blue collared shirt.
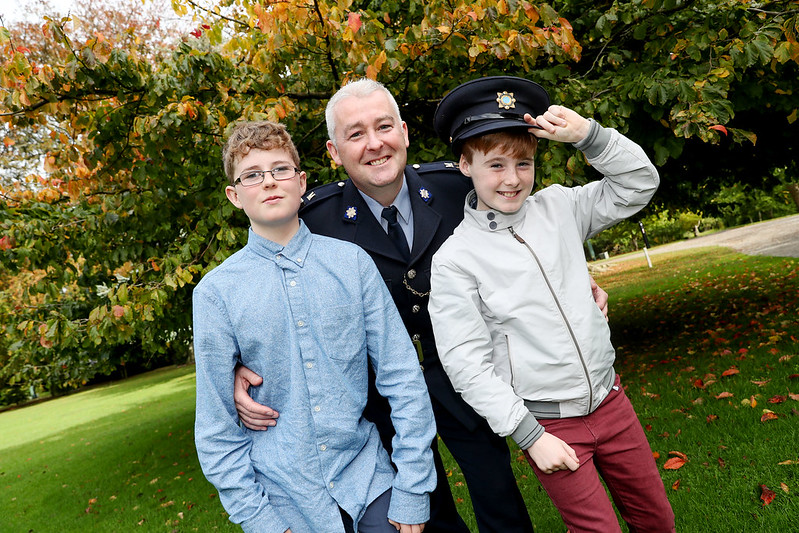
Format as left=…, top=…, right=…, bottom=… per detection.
left=358, top=176, right=414, bottom=248
left=193, top=223, right=435, bottom=533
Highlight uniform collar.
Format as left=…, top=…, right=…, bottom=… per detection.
left=246, top=221, right=312, bottom=267
left=462, top=189, right=527, bottom=232
left=358, top=175, right=412, bottom=225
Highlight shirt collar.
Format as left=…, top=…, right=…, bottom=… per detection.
left=358, top=175, right=412, bottom=225
left=245, top=221, right=312, bottom=267
left=462, top=189, right=527, bottom=232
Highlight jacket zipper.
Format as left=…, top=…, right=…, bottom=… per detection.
left=507, top=226, right=594, bottom=412
left=505, top=334, right=515, bottom=388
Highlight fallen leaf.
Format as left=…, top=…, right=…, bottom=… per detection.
left=160, top=500, right=175, bottom=508
left=780, top=483, right=790, bottom=494
left=669, top=451, right=688, bottom=460
left=788, top=393, right=799, bottom=401
left=693, top=378, right=706, bottom=389
left=671, top=479, right=681, bottom=490
left=768, top=395, right=786, bottom=404
left=664, top=457, right=687, bottom=470
left=706, top=414, right=718, bottom=422
left=718, top=457, right=726, bottom=468
left=761, top=411, right=778, bottom=422
left=652, top=451, right=661, bottom=460
left=760, top=484, right=776, bottom=505
left=778, top=460, right=797, bottom=465
left=715, top=392, right=734, bottom=399
left=722, top=367, right=740, bottom=377
left=751, top=379, right=770, bottom=387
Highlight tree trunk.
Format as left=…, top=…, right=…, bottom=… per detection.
left=788, top=183, right=799, bottom=212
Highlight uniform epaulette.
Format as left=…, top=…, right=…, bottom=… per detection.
left=301, top=180, right=347, bottom=210
left=410, top=161, right=461, bottom=174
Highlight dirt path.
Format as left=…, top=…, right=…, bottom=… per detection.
left=598, top=214, right=799, bottom=266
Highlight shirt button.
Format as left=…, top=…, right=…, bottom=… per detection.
left=306, top=362, right=313, bottom=369
left=329, top=482, right=335, bottom=488
left=314, top=405, right=321, bottom=412
left=297, top=320, right=305, bottom=327
left=412, top=305, right=421, bottom=313
left=290, top=280, right=297, bottom=287
left=320, top=444, right=327, bottom=451
left=297, top=258, right=302, bottom=263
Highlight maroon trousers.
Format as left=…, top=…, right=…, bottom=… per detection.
left=524, top=376, right=675, bottom=533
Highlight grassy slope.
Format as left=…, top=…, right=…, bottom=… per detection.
left=1, top=247, right=797, bottom=532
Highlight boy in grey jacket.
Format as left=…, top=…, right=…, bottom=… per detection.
left=428, top=76, right=675, bottom=533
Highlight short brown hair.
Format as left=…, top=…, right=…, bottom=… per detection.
left=460, top=130, right=538, bottom=164
left=222, top=121, right=300, bottom=185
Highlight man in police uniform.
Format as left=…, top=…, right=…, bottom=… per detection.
left=233, top=79, right=608, bottom=532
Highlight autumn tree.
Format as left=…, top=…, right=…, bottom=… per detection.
left=1, top=0, right=797, bottom=396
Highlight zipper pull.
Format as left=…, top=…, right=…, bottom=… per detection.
left=508, top=226, right=526, bottom=244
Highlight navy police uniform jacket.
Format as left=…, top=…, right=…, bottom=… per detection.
left=300, top=162, right=483, bottom=435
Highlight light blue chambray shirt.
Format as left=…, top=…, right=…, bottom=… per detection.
left=193, top=223, right=436, bottom=533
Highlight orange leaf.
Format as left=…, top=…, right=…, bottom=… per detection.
left=715, top=391, right=734, bottom=399
left=768, top=395, right=786, bottom=404
left=348, top=12, right=362, bottom=33
left=761, top=411, right=778, bottom=422
left=663, top=457, right=686, bottom=470
left=751, top=379, right=770, bottom=386
left=788, top=392, right=799, bottom=401
left=709, top=125, right=728, bottom=135
left=722, top=367, right=740, bottom=377
left=706, top=414, right=718, bottom=422
left=671, top=479, right=681, bottom=490
left=112, top=305, right=125, bottom=318
left=780, top=483, right=790, bottom=494
left=669, top=451, right=688, bottom=460
left=693, top=378, right=706, bottom=389
left=760, top=484, right=776, bottom=505
left=652, top=451, right=660, bottom=460
left=3, top=136, right=14, bottom=147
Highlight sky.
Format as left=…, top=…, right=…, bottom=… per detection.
left=1, top=0, right=76, bottom=25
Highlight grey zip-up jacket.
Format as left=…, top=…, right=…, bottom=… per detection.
left=429, top=122, right=658, bottom=450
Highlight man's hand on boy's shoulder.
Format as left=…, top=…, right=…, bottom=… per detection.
left=525, top=105, right=590, bottom=144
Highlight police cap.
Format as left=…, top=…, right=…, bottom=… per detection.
left=433, top=76, right=550, bottom=157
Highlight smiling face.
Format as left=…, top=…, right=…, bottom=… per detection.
left=225, top=148, right=307, bottom=245
left=459, top=147, right=536, bottom=214
left=325, top=90, right=410, bottom=206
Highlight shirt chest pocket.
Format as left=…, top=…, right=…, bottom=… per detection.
left=319, top=303, right=366, bottom=362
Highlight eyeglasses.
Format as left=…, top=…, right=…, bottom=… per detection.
left=234, top=166, right=300, bottom=187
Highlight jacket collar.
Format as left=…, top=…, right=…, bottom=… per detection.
left=462, top=190, right=527, bottom=232
left=336, top=166, right=442, bottom=264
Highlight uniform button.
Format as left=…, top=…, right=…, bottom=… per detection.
left=489, top=221, right=498, bottom=230
left=290, top=280, right=297, bottom=287
left=306, top=362, right=313, bottom=369
left=412, top=305, right=421, bottom=313
left=412, top=334, right=420, bottom=342
left=320, top=444, right=327, bottom=451
left=487, top=212, right=495, bottom=220
left=420, top=364, right=425, bottom=372
left=412, top=164, right=420, bottom=169
left=314, top=405, right=321, bottom=412
left=407, top=269, right=416, bottom=279
left=297, top=320, right=305, bottom=327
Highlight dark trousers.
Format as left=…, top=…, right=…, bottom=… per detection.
left=432, top=395, right=535, bottom=533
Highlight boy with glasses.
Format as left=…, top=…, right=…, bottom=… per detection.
left=193, top=120, right=436, bottom=533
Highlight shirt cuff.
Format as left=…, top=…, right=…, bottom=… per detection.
left=572, top=119, right=612, bottom=159
left=387, top=487, right=430, bottom=526
left=511, top=412, right=545, bottom=450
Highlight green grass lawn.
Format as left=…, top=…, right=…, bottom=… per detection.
left=2, top=246, right=797, bottom=532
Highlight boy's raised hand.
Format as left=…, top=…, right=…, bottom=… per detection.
left=525, top=105, right=591, bottom=144
left=525, top=432, right=580, bottom=474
